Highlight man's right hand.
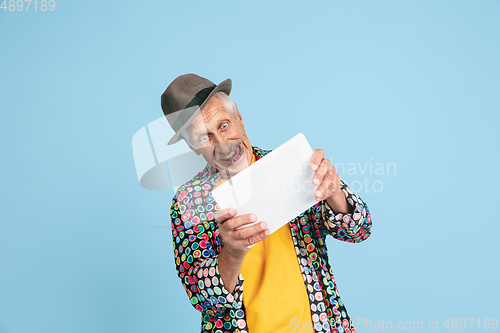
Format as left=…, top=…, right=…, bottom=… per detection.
left=216, top=208, right=270, bottom=259
left=215, top=208, right=270, bottom=293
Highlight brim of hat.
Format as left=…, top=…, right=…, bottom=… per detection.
left=167, top=78, right=232, bottom=145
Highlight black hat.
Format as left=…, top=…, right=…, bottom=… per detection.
left=161, top=74, right=232, bottom=145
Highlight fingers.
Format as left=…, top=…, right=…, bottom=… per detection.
left=244, top=228, right=270, bottom=247
left=310, top=149, right=324, bottom=171
left=216, top=209, right=261, bottom=229
left=315, top=170, right=340, bottom=201
left=218, top=212, right=267, bottom=236
left=215, top=207, right=237, bottom=223
left=219, top=213, right=270, bottom=250
left=312, top=158, right=330, bottom=186
left=311, top=154, right=341, bottom=201
left=221, top=213, right=257, bottom=230
left=238, top=221, right=269, bottom=241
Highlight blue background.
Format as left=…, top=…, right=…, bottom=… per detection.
left=1, top=0, right=499, bottom=332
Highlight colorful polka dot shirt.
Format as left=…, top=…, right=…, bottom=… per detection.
left=170, top=146, right=372, bottom=333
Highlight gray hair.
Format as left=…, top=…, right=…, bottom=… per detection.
left=180, top=92, right=237, bottom=146
left=210, top=91, right=237, bottom=115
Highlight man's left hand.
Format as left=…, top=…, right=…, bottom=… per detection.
left=310, top=149, right=352, bottom=214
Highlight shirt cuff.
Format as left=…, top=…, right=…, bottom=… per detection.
left=190, top=256, right=245, bottom=318
left=321, top=184, right=371, bottom=242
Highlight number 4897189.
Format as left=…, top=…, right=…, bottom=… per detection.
left=443, top=318, right=498, bottom=330
left=1, top=0, right=56, bottom=11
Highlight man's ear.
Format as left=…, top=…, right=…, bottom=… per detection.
left=235, top=104, right=243, bottom=125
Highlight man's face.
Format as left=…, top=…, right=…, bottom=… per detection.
left=184, top=96, right=253, bottom=180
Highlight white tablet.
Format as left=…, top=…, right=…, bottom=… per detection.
left=212, top=133, right=318, bottom=236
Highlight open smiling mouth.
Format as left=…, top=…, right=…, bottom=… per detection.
left=218, top=144, right=243, bottom=164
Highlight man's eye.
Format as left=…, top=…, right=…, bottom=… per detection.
left=221, top=123, right=229, bottom=130
left=199, top=135, right=209, bottom=143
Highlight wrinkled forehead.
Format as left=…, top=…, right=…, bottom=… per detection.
left=184, top=107, right=231, bottom=138
left=187, top=111, right=210, bottom=132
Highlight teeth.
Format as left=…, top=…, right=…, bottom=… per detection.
left=223, top=145, right=240, bottom=163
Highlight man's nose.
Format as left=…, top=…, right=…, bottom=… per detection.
left=211, top=132, right=229, bottom=146
left=212, top=133, right=233, bottom=152
left=211, top=131, right=226, bottom=144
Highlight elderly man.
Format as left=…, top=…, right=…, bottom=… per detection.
left=162, top=74, right=372, bottom=333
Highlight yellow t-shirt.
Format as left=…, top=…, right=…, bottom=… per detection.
left=216, top=153, right=314, bottom=332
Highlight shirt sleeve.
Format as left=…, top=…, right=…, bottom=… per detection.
left=170, top=192, right=245, bottom=318
left=319, top=179, right=372, bottom=243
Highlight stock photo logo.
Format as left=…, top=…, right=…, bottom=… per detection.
left=132, top=116, right=207, bottom=191
left=333, top=159, right=396, bottom=194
